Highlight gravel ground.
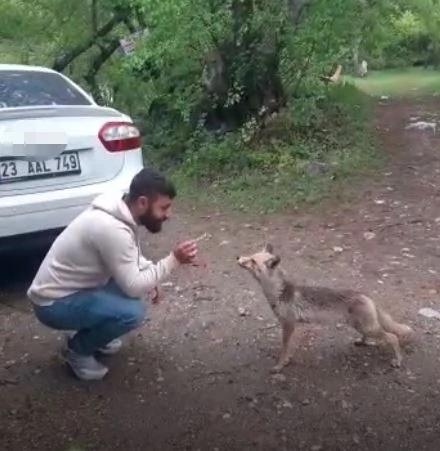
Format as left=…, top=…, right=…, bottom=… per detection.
left=1, top=97, right=440, bottom=451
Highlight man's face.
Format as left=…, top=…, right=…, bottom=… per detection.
left=136, top=195, right=173, bottom=233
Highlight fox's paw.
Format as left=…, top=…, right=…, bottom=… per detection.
left=390, top=357, right=402, bottom=368
left=354, top=337, right=377, bottom=347
left=270, top=357, right=292, bottom=374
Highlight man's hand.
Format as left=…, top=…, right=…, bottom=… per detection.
left=173, top=240, right=198, bottom=264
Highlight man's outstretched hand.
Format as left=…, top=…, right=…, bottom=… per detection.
left=173, top=240, right=198, bottom=264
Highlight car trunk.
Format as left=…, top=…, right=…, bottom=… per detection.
left=0, top=105, right=128, bottom=196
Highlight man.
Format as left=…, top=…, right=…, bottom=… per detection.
left=27, top=167, right=198, bottom=381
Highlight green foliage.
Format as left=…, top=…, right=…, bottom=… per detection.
left=359, top=1, right=440, bottom=70
left=167, top=81, right=377, bottom=211
left=109, top=0, right=379, bottom=185
left=5, top=0, right=439, bottom=209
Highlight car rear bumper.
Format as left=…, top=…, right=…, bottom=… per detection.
left=0, top=152, right=144, bottom=240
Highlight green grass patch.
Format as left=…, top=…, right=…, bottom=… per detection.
left=162, top=83, right=380, bottom=213
left=345, top=67, right=440, bottom=97
left=171, top=144, right=380, bottom=214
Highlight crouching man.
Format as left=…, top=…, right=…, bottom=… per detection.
left=27, top=167, right=198, bottom=381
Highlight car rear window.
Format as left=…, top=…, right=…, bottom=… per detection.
left=0, top=70, right=92, bottom=108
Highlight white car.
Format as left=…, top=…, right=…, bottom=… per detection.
left=0, top=64, right=144, bottom=253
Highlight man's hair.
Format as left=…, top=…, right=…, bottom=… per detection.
left=128, top=167, right=176, bottom=201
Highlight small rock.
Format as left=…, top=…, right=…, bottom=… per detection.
left=333, top=246, right=344, bottom=253
left=363, top=231, right=376, bottom=240
left=219, top=240, right=230, bottom=246
left=222, top=412, right=231, bottom=420
left=302, top=398, right=311, bottom=406
left=271, top=373, right=287, bottom=382
left=405, top=121, right=437, bottom=132
left=282, top=400, right=293, bottom=409
left=238, top=307, right=249, bottom=317
left=304, top=161, right=331, bottom=176
left=418, top=307, right=440, bottom=320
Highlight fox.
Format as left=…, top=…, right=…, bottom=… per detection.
left=237, top=244, right=414, bottom=373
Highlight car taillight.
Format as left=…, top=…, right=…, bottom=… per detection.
left=98, top=121, right=141, bottom=152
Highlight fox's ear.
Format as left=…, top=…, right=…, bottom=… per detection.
left=265, top=255, right=280, bottom=269
left=264, top=243, right=274, bottom=254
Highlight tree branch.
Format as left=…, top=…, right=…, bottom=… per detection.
left=53, top=13, right=123, bottom=72
left=83, top=37, right=121, bottom=103
left=91, top=0, right=98, bottom=34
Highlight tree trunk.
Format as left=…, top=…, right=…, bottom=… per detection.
left=83, top=38, right=121, bottom=104
left=352, top=36, right=362, bottom=75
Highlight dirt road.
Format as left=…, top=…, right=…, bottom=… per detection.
left=1, top=97, right=440, bottom=451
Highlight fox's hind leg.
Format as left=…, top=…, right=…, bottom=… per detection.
left=348, top=296, right=403, bottom=368
left=360, top=328, right=402, bottom=368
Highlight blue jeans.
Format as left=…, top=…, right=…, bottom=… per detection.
left=32, top=280, right=147, bottom=356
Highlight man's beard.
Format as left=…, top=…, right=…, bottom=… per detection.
left=138, top=210, right=164, bottom=233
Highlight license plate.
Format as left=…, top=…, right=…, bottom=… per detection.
left=0, top=151, right=81, bottom=184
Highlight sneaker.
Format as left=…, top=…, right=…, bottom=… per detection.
left=64, top=332, right=122, bottom=356
left=61, top=346, right=109, bottom=381
left=97, top=338, right=123, bottom=356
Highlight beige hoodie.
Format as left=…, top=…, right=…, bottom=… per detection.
left=27, top=192, right=179, bottom=306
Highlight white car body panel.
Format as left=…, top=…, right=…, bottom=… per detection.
left=0, top=64, right=144, bottom=247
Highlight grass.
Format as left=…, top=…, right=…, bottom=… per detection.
left=345, top=67, right=440, bottom=97
left=165, top=82, right=381, bottom=214
left=171, top=145, right=380, bottom=214
left=173, top=67, right=440, bottom=215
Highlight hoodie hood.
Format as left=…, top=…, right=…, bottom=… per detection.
left=91, top=192, right=138, bottom=229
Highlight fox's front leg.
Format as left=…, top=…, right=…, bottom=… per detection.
left=270, top=320, right=296, bottom=373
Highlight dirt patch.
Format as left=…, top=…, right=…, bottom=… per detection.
left=1, top=97, right=440, bottom=450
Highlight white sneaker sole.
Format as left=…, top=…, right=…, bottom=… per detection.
left=61, top=350, right=109, bottom=381
left=97, top=339, right=122, bottom=356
